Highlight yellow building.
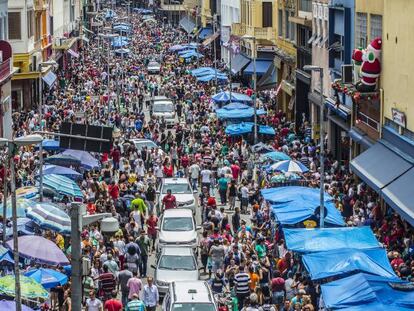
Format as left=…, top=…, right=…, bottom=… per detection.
left=350, top=0, right=414, bottom=227
left=274, top=0, right=296, bottom=118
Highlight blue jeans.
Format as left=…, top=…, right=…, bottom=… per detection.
left=192, top=178, right=198, bottom=190
left=122, top=291, right=129, bottom=306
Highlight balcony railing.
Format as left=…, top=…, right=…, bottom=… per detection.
left=231, top=23, right=277, bottom=41
left=0, top=58, right=12, bottom=84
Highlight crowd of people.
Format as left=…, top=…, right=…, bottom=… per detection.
left=1, top=3, right=414, bottom=311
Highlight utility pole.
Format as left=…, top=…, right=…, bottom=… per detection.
left=70, top=202, right=82, bottom=311
left=213, top=14, right=217, bottom=86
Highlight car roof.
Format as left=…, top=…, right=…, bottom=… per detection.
left=153, top=96, right=169, bottom=101
left=172, top=281, right=213, bottom=303
left=153, top=100, right=173, bottom=105
left=163, top=178, right=190, bottom=185
left=161, top=246, right=194, bottom=256
left=163, top=208, right=193, bottom=218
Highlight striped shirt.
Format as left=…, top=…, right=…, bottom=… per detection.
left=234, top=272, right=250, bottom=294
left=126, top=299, right=146, bottom=311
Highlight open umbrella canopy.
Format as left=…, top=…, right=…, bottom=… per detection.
left=251, top=142, right=275, bottom=153
left=44, top=153, right=81, bottom=167
left=42, top=174, right=83, bottom=198
left=212, top=91, right=253, bottom=103
left=169, top=44, right=197, bottom=52
left=197, top=73, right=228, bottom=82
left=260, top=151, right=291, bottom=162
left=41, top=139, right=60, bottom=151
left=0, top=300, right=34, bottom=311
left=0, top=275, right=49, bottom=300
left=268, top=159, right=309, bottom=173
left=41, top=164, right=82, bottom=181
left=0, top=218, right=35, bottom=238
left=61, top=149, right=100, bottom=170
left=16, top=186, right=39, bottom=199
left=26, top=202, right=71, bottom=234
left=225, top=122, right=276, bottom=136
left=181, top=51, right=204, bottom=59
left=24, top=268, right=68, bottom=289
left=0, top=198, right=33, bottom=218
left=6, top=235, right=69, bottom=265
left=190, top=67, right=217, bottom=76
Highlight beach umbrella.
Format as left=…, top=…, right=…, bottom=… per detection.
left=0, top=218, right=35, bottom=238
left=251, top=142, right=275, bottom=153
left=16, top=186, right=39, bottom=199
left=0, top=275, right=49, bottom=300
left=0, top=198, right=33, bottom=218
left=44, top=153, right=81, bottom=167
left=268, top=159, right=309, bottom=173
left=24, top=268, right=68, bottom=289
left=42, top=174, right=83, bottom=198
left=6, top=235, right=69, bottom=265
left=0, top=300, right=35, bottom=311
left=41, top=164, right=82, bottom=181
left=212, top=91, right=253, bottom=103
left=61, top=149, right=100, bottom=170
left=260, top=151, right=291, bottom=162
left=26, top=202, right=71, bottom=234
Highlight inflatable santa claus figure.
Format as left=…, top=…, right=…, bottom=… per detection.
left=352, top=37, right=382, bottom=92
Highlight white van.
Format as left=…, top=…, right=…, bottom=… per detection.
left=151, top=100, right=176, bottom=127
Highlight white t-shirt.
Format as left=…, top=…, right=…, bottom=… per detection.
left=190, top=164, right=200, bottom=179
left=200, top=169, right=212, bottom=183
left=241, top=186, right=249, bottom=199
left=86, top=298, right=103, bottom=311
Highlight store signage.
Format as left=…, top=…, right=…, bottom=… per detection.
left=391, top=108, right=406, bottom=128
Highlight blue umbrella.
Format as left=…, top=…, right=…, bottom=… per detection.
left=268, top=160, right=309, bottom=173
left=169, top=44, right=196, bottom=52
left=0, top=300, right=34, bottom=311
left=41, top=139, right=60, bottom=151
left=44, top=154, right=81, bottom=167
left=41, top=164, right=82, bottom=181
left=0, top=198, right=33, bottom=218
left=42, top=174, right=83, bottom=198
left=26, top=202, right=71, bottom=234
left=181, top=51, right=204, bottom=59
left=24, top=268, right=68, bottom=289
left=212, top=91, right=253, bottom=103
left=260, top=151, right=291, bottom=162
left=197, top=74, right=228, bottom=82
left=61, top=149, right=100, bottom=170
left=0, top=218, right=35, bottom=237
left=111, top=37, right=129, bottom=48
left=113, top=25, right=132, bottom=33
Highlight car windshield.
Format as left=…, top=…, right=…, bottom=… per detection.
left=172, top=303, right=215, bottom=311
left=135, top=141, right=156, bottom=150
left=163, top=183, right=192, bottom=194
left=158, top=255, right=196, bottom=270
left=153, top=103, right=173, bottom=112
left=162, top=217, right=193, bottom=231
left=148, top=62, right=159, bottom=67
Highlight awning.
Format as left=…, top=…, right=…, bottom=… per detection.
left=257, top=64, right=277, bottom=90
left=382, top=167, right=414, bottom=226
left=67, top=49, right=79, bottom=58
left=179, top=16, right=195, bottom=34
left=350, top=142, right=412, bottom=192
left=198, top=27, right=213, bottom=40
left=349, top=128, right=374, bottom=148
left=42, top=71, right=57, bottom=87
left=202, top=32, right=220, bottom=47
left=230, top=54, right=251, bottom=74
left=243, top=60, right=273, bottom=75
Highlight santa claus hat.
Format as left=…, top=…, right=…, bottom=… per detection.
left=370, top=38, right=382, bottom=51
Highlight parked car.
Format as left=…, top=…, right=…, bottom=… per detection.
left=157, top=209, right=199, bottom=251
left=152, top=246, right=199, bottom=296
left=162, top=281, right=218, bottom=311
left=147, top=61, right=161, bottom=74
left=122, top=139, right=164, bottom=157
left=157, top=178, right=196, bottom=214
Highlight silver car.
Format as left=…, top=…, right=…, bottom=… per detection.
left=157, top=178, right=197, bottom=215
left=157, top=209, right=200, bottom=251
left=152, top=247, right=199, bottom=295
left=147, top=61, right=161, bottom=74
left=151, top=100, right=176, bottom=127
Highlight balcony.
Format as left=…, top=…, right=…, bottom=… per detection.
left=354, top=94, right=381, bottom=141
left=0, top=58, right=12, bottom=85
left=231, top=23, right=277, bottom=41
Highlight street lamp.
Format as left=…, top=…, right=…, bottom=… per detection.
left=241, top=34, right=257, bottom=144
left=303, top=65, right=325, bottom=228
left=0, top=134, right=43, bottom=311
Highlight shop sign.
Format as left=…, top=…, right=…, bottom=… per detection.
left=391, top=108, right=406, bottom=128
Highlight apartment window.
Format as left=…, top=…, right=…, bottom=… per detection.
left=299, top=0, right=312, bottom=12
left=70, top=0, right=75, bottom=22
left=278, top=9, right=283, bottom=36
left=8, top=12, right=21, bottom=40
left=27, top=10, right=34, bottom=38
left=331, top=34, right=344, bottom=60
left=35, top=15, right=41, bottom=41
left=262, top=2, right=273, bottom=28
left=289, top=12, right=296, bottom=41
left=370, top=14, right=382, bottom=39
left=355, top=12, right=367, bottom=48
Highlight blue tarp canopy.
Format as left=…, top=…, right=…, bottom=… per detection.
left=41, top=164, right=83, bottom=181
left=105, top=10, right=116, bottom=19
left=321, top=273, right=414, bottom=311
left=225, top=122, right=275, bottom=136
left=113, top=25, right=132, bottom=33
left=244, top=60, right=273, bottom=75
left=179, top=16, right=196, bottom=33
left=169, top=44, right=197, bottom=52
left=302, top=248, right=397, bottom=281
left=41, top=139, right=60, bottom=151
left=181, top=51, right=204, bottom=59
left=198, top=27, right=213, bottom=39
left=178, top=49, right=197, bottom=56
left=212, top=91, right=253, bottom=103
left=283, top=227, right=380, bottom=253
left=111, top=36, right=129, bottom=48
left=61, top=149, right=100, bottom=170
left=197, top=74, right=228, bottom=82
left=261, top=186, right=344, bottom=226
left=191, top=67, right=225, bottom=77
left=216, top=104, right=266, bottom=119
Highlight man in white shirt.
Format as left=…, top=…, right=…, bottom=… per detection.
left=240, top=183, right=249, bottom=214
left=200, top=167, right=212, bottom=193
left=85, top=290, right=103, bottom=311
left=189, top=162, right=200, bottom=190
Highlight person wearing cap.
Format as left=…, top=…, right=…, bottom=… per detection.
left=125, top=293, right=145, bottom=311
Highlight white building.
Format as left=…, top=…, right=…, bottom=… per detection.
left=220, top=0, right=240, bottom=65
